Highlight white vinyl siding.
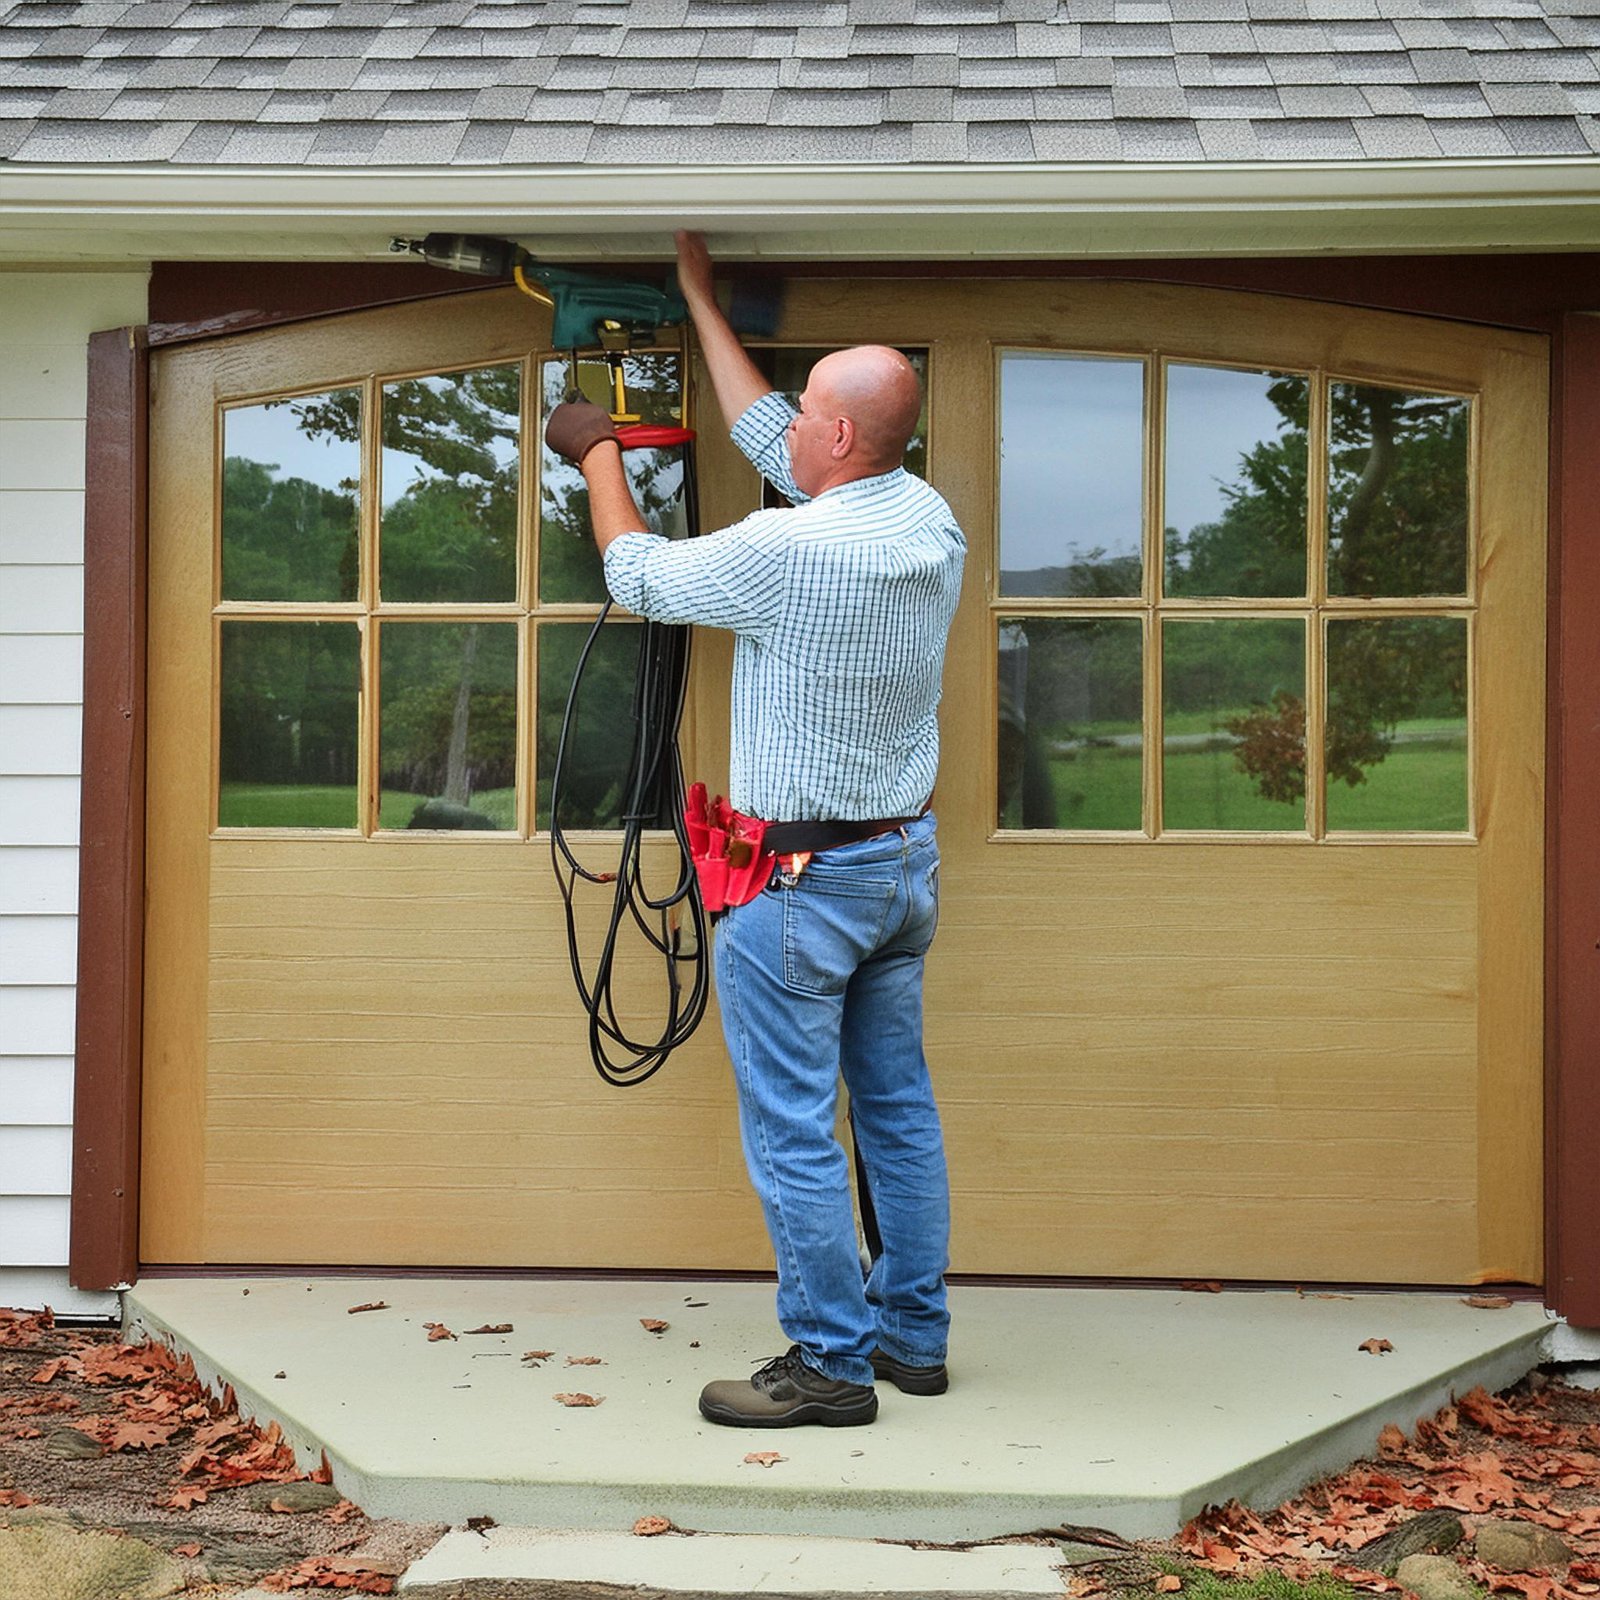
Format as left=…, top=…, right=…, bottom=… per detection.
left=0, top=268, right=147, bottom=1317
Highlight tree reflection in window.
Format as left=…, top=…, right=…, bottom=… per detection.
left=539, top=353, right=687, bottom=606
left=1165, top=365, right=1309, bottom=600
left=1328, top=384, right=1471, bottom=598
left=380, top=366, right=520, bottom=604
left=221, top=392, right=360, bottom=603
left=218, top=621, right=361, bottom=828
left=535, top=621, right=659, bottom=831
left=1327, top=617, right=1468, bottom=831
left=378, top=623, right=518, bottom=831
left=1163, top=618, right=1306, bottom=832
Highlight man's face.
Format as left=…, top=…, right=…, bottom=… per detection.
left=787, top=369, right=841, bottom=498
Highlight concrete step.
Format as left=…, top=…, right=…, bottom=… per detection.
left=125, top=1276, right=1550, bottom=1544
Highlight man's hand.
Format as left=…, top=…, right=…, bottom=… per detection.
left=545, top=399, right=619, bottom=466
left=674, top=230, right=716, bottom=312
left=672, top=228, right=771, bottom=428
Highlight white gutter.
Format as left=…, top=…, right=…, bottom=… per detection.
left=2, top=156, right=1598, bottom=262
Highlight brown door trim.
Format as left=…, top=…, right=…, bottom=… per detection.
left=1547, top=312, right=1600, bottom=1329
left=70, top=326, right=148, bottom=1292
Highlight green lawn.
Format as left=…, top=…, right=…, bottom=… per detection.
left=217, top=784, right=359, bottom=830
left=1025, top=719, right=1467, bottom=834
left=217, top=784, right=515, bottom=831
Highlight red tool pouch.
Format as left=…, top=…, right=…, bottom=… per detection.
left=684, top=782, right=776, bottom=913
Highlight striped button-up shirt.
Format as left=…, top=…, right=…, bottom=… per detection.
left=603, top=390, right=967, bottom=822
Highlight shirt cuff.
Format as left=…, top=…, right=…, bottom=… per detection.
left=602, top=530, right=665, bottom=613
left=730, top=390, right=796, bottom=461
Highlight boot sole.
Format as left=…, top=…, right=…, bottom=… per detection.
left=869, top=1356, right=949, bottom=1396
left=698, top=1393, right=879, bottom=1428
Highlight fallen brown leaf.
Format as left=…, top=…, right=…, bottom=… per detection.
left=0, top=1489, right=36, bottom=1508
left=552, top=1392, right=603, bottom=1407
left=346, top=1303, right=389, bottom=1315
left=634, top=1515, right=674, bottom=1536
left=29, top=1358, right=64, bottom=1384
left=743, top=1451, right=786, bottom=1468
left=1358, top=1339, right=1394, bottom=1355
left=1180, top=1281, right=1223, bottom=1293
left=521, top=1351, right=555, bottom=1366
left=1156, top=1575, right=1183, bottom=1592
left=464, top=1324, right=513, bottom=1335
left=172, top=1542, right=202, bottom=1558
left=105, top=1417, right=182, bottom=1452
left=258, top=1555, right=400, bottom=1593
left=566, top=1355, right=603, bottom=1366
left=423, top=1323, right=456, bottom=1343
left=1463, top=1295, right=1514, bottom=1310
left=326, top=1500, right=361, bottom=1524
left=1377, top=1424, right=1407, bottom=1456
left=640, top=1319, right=670, bottom=1334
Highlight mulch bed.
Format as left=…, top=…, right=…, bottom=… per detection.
left=0, top=1307, right=442, bottom=1595
left=1069, top=1371, right=1600, bottom=1600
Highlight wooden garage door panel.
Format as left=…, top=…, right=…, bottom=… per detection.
left=142, top=278, right=1545, bottom=1283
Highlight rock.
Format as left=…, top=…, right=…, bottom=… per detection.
left=242, top=1478, right=345, bottom=1514
left=44, top=1427, right=103, bottom=1460
left=1473, top=1519, right=1573, bottom=1573
left=0, top=1520, right=186, bottom=1600
left=1357, top=1509, right=1467, bottom=1573
left=1395, top=1553, right=1483, bottom=1600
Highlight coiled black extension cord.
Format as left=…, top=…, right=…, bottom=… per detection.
left=547, top=440, right=709, bottom=1087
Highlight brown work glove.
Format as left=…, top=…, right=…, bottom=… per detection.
left=544, top=399, right=619, bottom=466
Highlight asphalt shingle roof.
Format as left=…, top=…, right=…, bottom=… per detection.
left=1, top=0, right=1598, bottom=165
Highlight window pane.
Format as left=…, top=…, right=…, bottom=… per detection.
left=539, top=354, right=686, bottom=605
left=536, top=621, right=669, bottom=831
left=1326, top=617, right=1468, bottom=831
left=380, top=365, right=519, bottom=604
left=1162, top=619, right=1306, bottom=831
left=999, top=353, right=1144, bottom=598
left=218, top=621, right=360, bottom=828
left=752, top=347, right=929, bottom=507
left=998, top=617, right=1142, bottom=830
left=1165, top=364, right=1309, bottom=599
left=221, top=392, right=360, bottom=602
left=378, top=623, right=518, bottom=831
left=1327, top=383, right=1471, bottom=598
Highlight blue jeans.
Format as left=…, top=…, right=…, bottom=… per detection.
left=713, top=812, right=950, bottom=1387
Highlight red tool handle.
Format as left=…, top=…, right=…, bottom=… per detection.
left=615, top=424, right=696, bottom=451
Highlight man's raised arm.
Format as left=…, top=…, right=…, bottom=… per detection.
left=674, top=230, right=773, bottom=429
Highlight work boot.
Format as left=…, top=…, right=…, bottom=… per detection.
left=870, top=1347, right=949, bottom=1396
left=699, top=1346, right=878, bottom=1428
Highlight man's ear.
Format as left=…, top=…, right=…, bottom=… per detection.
left=831, top=415, right=854, bottom=460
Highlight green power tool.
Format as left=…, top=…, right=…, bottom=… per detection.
left=392, top=232, right=687, bottom=349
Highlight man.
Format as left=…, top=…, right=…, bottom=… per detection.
left=544, top=231, right=965, bottom=1428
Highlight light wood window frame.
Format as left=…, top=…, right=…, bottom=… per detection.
left=990, top=345, right=1479, bottom=846
left=209, top=343, right=690, bottom=842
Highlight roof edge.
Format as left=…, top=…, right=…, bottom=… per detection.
left=3, top=156, right=1598, bottom=263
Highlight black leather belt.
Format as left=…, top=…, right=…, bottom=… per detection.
left=762, top=815, right=921, bottom=856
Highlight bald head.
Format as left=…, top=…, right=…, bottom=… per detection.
left=806, top=346, right=923, bottom=475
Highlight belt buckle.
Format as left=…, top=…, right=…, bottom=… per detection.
left=778, top=850, right=812, bottom=885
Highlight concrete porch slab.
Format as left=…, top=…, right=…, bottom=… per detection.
left=125, top=1277, right=1549, bottom=1544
